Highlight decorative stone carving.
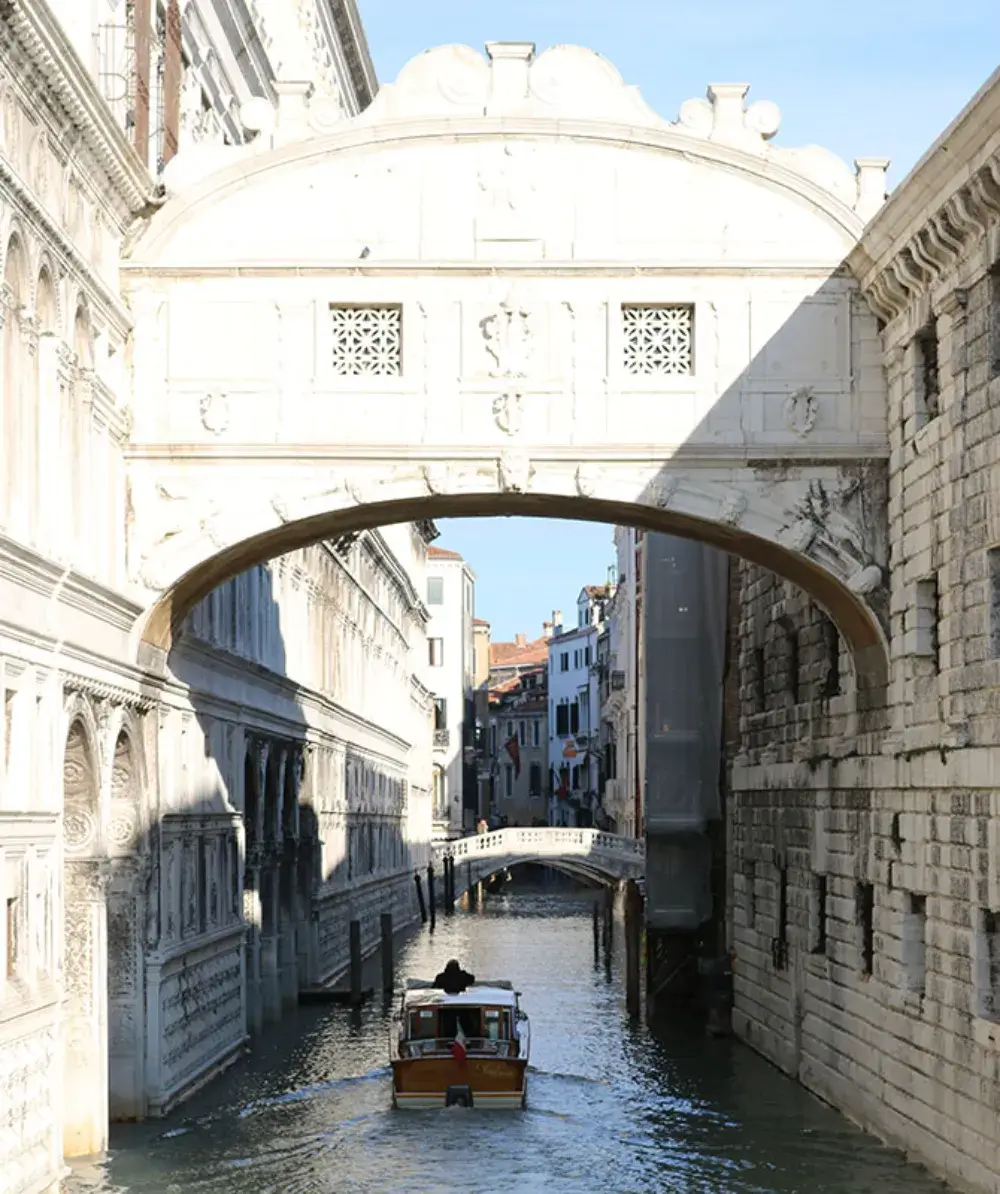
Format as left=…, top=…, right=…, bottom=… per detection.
left=199, top=391, right=230, bottom=434
left=785, top=387, right=818, bottom=438
left=646, top=474, right=682, bottom=510
left=481, top=295, right=534, bottom=435
left=622, top=305, right=693, bottom=376
left=575, top=463, right=600, bottom=498
left=719, top=491, right=748, bottom=527
left=422, top=464, right=452, bottom=496
left=497, top=450, right=532, bottom=493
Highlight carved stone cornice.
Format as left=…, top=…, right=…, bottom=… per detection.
left=63, top=673, right=158, bottom=714
left=1, top=0, right=155, bottom=215
left=853, top=136, right=1000, bottom=325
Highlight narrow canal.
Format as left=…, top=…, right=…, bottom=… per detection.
left=67, top=885, right=949, bottom=1194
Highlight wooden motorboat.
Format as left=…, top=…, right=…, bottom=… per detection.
left=390, top=968, right=530, bottom=1109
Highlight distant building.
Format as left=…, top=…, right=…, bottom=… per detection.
left=601, top=528, right=641, bottom=837
left=547, top=590, right=610, bottom=827
left=425, top=546, right=478, bottom=835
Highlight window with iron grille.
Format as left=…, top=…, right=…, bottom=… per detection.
left=330, top=305, right=402, bottom=376
left=622, top=304, right=694, bottom=376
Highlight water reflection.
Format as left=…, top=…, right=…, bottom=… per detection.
left=66, top=887, right=949, bottom=1194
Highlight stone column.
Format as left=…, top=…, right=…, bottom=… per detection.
left=62, top=859, right=110, bottom=1157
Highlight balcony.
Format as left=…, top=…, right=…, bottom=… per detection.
left=433, top=729, right=450, bottom=750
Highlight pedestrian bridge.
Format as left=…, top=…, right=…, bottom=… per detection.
left=432, top=827, right=645, bottom=897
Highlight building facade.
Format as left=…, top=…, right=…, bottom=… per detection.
left=546, top=591, right=610, bottom=827
left=0, top=4, right=433, bottom=1192
left=601, top=528, right=640, bottom=837
left=425, top=546, right=477, bottom=836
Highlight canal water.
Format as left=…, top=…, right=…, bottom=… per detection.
left=66, top=885, right=949, bottom=1194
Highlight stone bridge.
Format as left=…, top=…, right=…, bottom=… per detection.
left=122, top=40, right=891, bottom=688
left=432, top=827, right=645, bottom=897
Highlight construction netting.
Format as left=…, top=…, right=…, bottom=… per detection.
left=641, top=534, right=729, bottom=931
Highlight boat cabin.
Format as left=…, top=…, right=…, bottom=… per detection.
left=398, top=981, right=524, bottom=1059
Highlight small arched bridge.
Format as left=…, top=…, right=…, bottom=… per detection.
left=432, top=828, right=645, bottom=898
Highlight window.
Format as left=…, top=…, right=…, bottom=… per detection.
left=529, top=762, right=542, bottom=795
left=531, top=720, right=540, bottom=748
left=989, top=548, right=1000, bottom=658
left=560, top=652, right=569, bottom=672
left=432, top=766, right=446, bottom=817
left=569, top=702, right=580, bottom=735
left=518, top=721, right=526, bottom=746
left=744, top=860, right=757, bottom=930
left=571, top=765, right=580, bottom=790
left=584, top=646, right=591, bottom=667
left=427, top=576, right=443, bottom=605
left=822, top=617, right=842, bottom=697
left=811, top=874, right=827, bottom=955
left=5, top=895, right=17, bottom=979
left=573, top=649, right=580, bottom=669
left=329, top=305, right=402, bottom=376
left=433, top=698, right=447, bottom=730
left=785, top=626, right=799, bottom=704
left=506, top=720, right=514, bottom=740
left=556, top=704, right=569, bottom=736
left=974, top=909, right=1000, bottom=1021
left=914, top=322, right=939, bottom=422
left=504, top=764, right=513, bottom=799
left=772, top=866, right=789, bottom=970
left=429, top=638, right=444, bottom=666
left=857, top=882, right=875, bottom=976
left=912, top=577, right=940, bottom=667
left=903, top=894, right=927, bottom=997
left=622, top=304, right=694, bottom=375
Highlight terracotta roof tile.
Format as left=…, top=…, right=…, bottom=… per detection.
left=489, top=635, right=549, bottom=667
left=427, top=545, right=463, bottom=560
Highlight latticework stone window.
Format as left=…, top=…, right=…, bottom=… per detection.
left=329, top=305, right=402, bottom=376
left=622, top=304, right=694, bottom=375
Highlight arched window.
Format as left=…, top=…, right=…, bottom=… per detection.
left=2, top=236, right=27, bottom=531
left=34, top=266, right=58, bottom=546
left=432, top=766, right=446, bottom=819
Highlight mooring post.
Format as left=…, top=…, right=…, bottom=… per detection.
left=427, top=861, right=436, bottom=931
left=380, top=912, right=394, bottom=994
left=442, top=855, right=450, bottom=915
left=593, top=899, right=600, bottom=960
left=414, top=870, right=427, bottom=924
left=625, top=879, right=642, bottom=1019
left=349, top=919, right=362, bottom=1005
left=446, top=854, right=455, bottom=913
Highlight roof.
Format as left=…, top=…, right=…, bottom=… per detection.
left=427, top=545, right=463, bottom=560
left=403, top=981, right=518, bottom=1008
left=581, top=584, right=612, bottom=599
left=473, top=617, right=490, bottom=627
left=490, top=635, right=549, bottom=667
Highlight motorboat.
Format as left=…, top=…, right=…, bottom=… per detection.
left=390, top=965, right=530, bottom=1109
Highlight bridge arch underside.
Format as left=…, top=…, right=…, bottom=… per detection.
left=452, top=855, right=623, bottom=898
left=136, top=487, right=889, bottom=689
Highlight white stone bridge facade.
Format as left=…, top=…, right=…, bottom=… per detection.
left=433, top=827, right=645, bottom=896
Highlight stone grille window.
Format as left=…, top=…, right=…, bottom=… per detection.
left=622, top=304, right=694, bottom=375
left=329, top=305, right=402, bottom=376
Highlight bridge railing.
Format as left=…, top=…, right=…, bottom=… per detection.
left=431, top=827, right=644, bottom=870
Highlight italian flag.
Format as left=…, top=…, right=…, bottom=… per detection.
left=451, top=1024, right=468, bottom=1063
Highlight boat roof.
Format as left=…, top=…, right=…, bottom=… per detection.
left=403, top=980, right=518, bottom=1008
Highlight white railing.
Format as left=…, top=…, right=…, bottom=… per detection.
left=431, top=827, right=644, bottom=879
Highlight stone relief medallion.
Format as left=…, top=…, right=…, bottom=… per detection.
left=108, top=814, right=138, bottom=852
left=497, top=450, right=532, bottom=494
left=63, top=810, right=98, bottom=853
left=200, top=391, right=230, bottom=434
left=784, top=387, right=818, bottom=439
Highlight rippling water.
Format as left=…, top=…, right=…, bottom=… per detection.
left=66, top=886, right=950, bottom=1194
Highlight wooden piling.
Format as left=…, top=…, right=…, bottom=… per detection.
left=349, top=919, right=362, bottom=1005
left=414, top=870, right=427, bottom=924
left=380, top=912, right=393, bottom=994
left=427, top=861, right=436, bottom=931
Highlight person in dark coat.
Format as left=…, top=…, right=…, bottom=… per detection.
left=434, top=959, right=476, bottom=994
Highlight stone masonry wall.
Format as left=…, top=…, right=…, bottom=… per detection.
left=729, top=163, right=1000, bottom=1193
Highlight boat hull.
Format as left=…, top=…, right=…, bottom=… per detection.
left=391, top=1056, right=527, bottom=1109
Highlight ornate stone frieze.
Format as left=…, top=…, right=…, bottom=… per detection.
left=497, top=450, right=532, bottom=493
left=785, top=387, right=818, bottom=439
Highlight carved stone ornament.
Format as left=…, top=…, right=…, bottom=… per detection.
left=847, top=564, right=883, bottom=594
left=777, top=518, right=817, bottom=554
left=497, top=450, right=532, bottom=494
left=422, top=464, right=452, bottom=496
left=719, top=490, right=748, bottom=527
left=575, top=463, right=600, bottom=499
left=646, top=474, right=681, bottom=510
left=492, top=390, right=524, bottom=435
left=784, top=387, right=818, bottom=439
left=481, top=296, right=534, bottom=435
left=200, top=391, right=230, bottom=434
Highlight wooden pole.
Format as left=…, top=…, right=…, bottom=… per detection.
left=380, top=912, right=394, bottom=994
left=349, top=919, right=362, bottom=1004
left=414, top=870, right=427, bottom=924
left=427, top=862, right=436, bottom=931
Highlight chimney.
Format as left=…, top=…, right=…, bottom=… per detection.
left=515, top=633, right=527, bottom=648
left=552, top=609, right=563, bottom=635
left=542, top=619, right=553, bottom=638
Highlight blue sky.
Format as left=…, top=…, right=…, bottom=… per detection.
left=360, top=0, right=1000, bottom=641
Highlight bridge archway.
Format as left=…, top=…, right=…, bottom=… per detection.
left=122, top=41, right=890, bottom=684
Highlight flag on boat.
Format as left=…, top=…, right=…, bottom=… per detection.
left=451, top=1023, right=468, bottom=1063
